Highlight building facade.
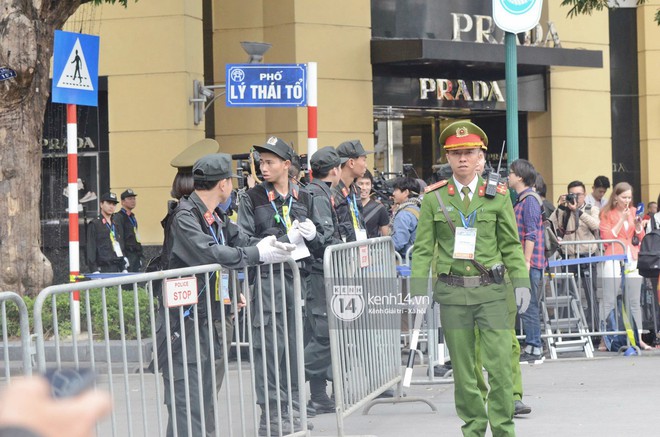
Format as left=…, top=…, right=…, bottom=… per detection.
left=42, top=0, right=660, bottom=277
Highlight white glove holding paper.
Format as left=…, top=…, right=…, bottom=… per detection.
left=286, top=227, right=304, bottom=246
left=294, top=219, right=317, bottom=241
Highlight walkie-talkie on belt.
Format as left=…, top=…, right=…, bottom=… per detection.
left=485, top=140, right=506, bottom=198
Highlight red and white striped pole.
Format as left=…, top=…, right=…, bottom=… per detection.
left=67, top=103, right=81, bottom=334
left=306, top=62, right=318, bottom=169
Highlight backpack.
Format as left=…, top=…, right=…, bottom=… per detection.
left=637, top=229, right=660, bottom=278
left=518, top=191, right=560, bottom=259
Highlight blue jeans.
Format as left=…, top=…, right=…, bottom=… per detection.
left=520, top=267, right=543, bottom=349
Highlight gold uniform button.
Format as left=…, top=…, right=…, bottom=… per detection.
left=466, top=265, right=471, bottom=272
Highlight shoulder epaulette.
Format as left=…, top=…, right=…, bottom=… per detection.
left=424, top=180, right=448, bottom=193
left=496, top=181, right=508, bottom=195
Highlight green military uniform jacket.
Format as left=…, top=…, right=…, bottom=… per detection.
left=411, top=175, right=529, bottom=305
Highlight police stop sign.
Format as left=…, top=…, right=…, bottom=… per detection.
left=164, top=277, right=198, bottom=308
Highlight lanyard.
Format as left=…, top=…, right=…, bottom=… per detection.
left=266, top=187, right=294, bottom=231
left=342, top=187, right=360, bottom=229
left=127, top=213, right=137, bottom=229
left=459, top=210, right=477, bottom=228
left=184, top=211, right=224, bottom=319
left=102, top=218, right=116, bottom=240
left=207, top=212, right=226, bottom=246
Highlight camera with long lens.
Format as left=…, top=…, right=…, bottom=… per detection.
left=565, top=193, right=578, bottom=205
left=371, top=170, right=395, bottom=209
left=233, top=151, right=262, bottom=189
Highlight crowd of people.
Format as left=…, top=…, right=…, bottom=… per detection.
left=77, top=125, right=660, bottom=437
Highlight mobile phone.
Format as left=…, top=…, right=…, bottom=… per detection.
left=636, top=202, right=645, bottom=216
left=44, top=368, right=96, bottom=399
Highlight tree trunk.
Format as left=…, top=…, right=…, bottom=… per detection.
left=0, top=0, right=81, bottom=295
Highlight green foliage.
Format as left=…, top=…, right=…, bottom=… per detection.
left=1, top=288, right=155, bottom=341
left=561, top=0, right=660, bottom=25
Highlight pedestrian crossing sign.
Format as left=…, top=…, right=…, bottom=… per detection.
left=52, top=30, right=100, bottom=107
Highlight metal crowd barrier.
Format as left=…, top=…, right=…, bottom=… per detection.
left=0, top=291, right=32, bottom=383
left=32, top=260, right=308, bottom=437
left=538, top=239, right=646, bottom=358
left=324, top=237, right=435, bottom=437
left=396, top=246, right=453, bottom=385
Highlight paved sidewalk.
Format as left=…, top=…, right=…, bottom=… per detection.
left=309, top=352, right=660, bottom=437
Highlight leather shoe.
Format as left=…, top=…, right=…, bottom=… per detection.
left=514, top=399, right=532, bottom=416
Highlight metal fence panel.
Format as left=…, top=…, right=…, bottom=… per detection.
left=32, top=260, right=308, bottom=437
left=0, top=291, right=32, bottom=382
left=324, top=237, right=434, bottom=436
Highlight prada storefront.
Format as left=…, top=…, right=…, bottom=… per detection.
left=370, top=0, right=602, bottom=180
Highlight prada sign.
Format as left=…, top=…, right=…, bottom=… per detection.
left=452, top=13, right=561, bottom=47
left=373, top=75, right=545, bottom=113
left=420, top=78, right=504, bottom=102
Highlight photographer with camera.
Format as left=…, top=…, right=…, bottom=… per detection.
left=549, top=181, right=600, bottom=330
left=356, top=170, right=390, bottom=238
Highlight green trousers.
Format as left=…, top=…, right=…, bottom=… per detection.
left=440, top=299, right=515, bottom=437
left=475, top=293, right=523, bottom=402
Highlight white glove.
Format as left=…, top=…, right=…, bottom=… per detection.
left=286, top=227, right=303, bottom=245
left=515, top=287, right=531, bottom=314
left=257, top=236, right=294, bottom=264
left=123, top=257, right=130, bottom=269
left=295, top=219, right=317, bottom=241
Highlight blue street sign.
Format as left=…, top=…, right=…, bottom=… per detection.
left=226, top=64, right=307, bottom=107
left=52, top=31, right=100, bottom=107
left=0, top=67, right=16, bottom=81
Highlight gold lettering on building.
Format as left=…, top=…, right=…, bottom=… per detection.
left=419, top=79, right=505, bottom=102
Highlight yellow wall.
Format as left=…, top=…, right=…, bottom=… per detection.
left=65, top=0, right=206, bottom=245
left=529, top=2, right=612, bottom=202
left=638, top=1, right=660, bottom=203
left=212, top=0, right=374, bottom=158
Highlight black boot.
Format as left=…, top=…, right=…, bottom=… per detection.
left=308, top=378, right=335, bottom=414
left=259, top=404, right=297, bottom=437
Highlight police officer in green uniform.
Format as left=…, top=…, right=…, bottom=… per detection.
left=237, top=136, right=317, bottom=435
left=332, top=140, right=372, bottom=242
left=302, top=146, right=344, bottom=413
left=411, top=121, right=531, bottom=437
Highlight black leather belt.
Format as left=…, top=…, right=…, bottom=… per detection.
left=438, top=273, right=494, bottom=288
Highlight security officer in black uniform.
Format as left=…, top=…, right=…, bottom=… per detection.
left=302, top=146, right=343, bottom=413
left=161, top=153, right=295, bottom=437
left=237, top=136, right=318, bottom=435
left=86, top=192, right=126, bottom=273
left=332, top=140, right=372, bottom=242
left=114, top=189, right=143, bottom=272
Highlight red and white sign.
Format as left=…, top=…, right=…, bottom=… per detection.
left=164, top=277, right=198, bottom=308
left=359, top=246, right=370, bottom=268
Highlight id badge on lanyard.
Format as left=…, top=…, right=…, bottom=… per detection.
left=355, top=229, right=368, bottom=241
left=215, top=268, right=230, bottom=304
left=452, top=210, right=477, bottom=260
left=105, top=220, right=123, bottom=257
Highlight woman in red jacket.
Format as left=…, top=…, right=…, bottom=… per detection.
left=599, top=182, right=652, bottom=350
